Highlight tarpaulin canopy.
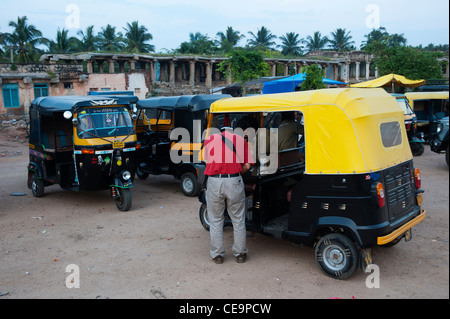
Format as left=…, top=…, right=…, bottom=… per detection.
left=350, top=73, right=425, bottom=91
left=262, top=73, right=346, bottom=94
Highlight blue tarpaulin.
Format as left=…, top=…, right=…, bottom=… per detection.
left=262, top=73, right=346, bottom=94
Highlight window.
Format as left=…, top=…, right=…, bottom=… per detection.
left=76, top=107, right=134, bottom=139
left=2, top=83, right=20, bottom=108
left=63, top=82, right=73, bottom=89
left=34, top=83, right=49, bottom=98
left=380, top=121, right=402, bottom=147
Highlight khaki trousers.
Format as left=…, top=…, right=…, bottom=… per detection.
left=206, top=175, right=248, bottom=259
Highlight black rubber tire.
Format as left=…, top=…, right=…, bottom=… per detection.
left=30, top=174, right=45, bottom=198
left=410, top=142, right=425, bottom=156
left=136, top=166, right=149, bottom=180
left=180, top=172, right=200, bottom=197
left=199, top=203, right=210, bottom=231
left=114, top=188, right=132, bottom=211
left=315, top=233, right=359, bottom=280
left=446, top=146, right=449, bottom=167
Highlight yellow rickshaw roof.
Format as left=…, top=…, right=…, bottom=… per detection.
left=404, top=91, right=449, bottom=101
left=349, top=73, right=425, bottom=88
left=209, top=88, right=412, bottom=175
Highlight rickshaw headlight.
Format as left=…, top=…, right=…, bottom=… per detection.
left=121, top=170, right=131, bottom=181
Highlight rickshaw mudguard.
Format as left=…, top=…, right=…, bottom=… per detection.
left=28, top=162, right=43, bottom=179
left=110, top=176, right=134, bottom=189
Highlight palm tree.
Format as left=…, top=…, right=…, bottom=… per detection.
left=77, top=25, right=98, bottom=52
left=278, top=32, right=303, bottom=56
left=303, top=31, right=329, bottom=53
left=97, top=24, right=125, bottom=52
left=216, top=26, right=244, bottom=52
left=178, top=32, right=217, bottom=55
left=47, top=28, right=78, bottom=53
left=3, top=16, right=47, bottom=62
left=247, top=26, right=277, bottom=50
left=123, top=21, right=154, bottom=53
left=328, top=28, right=354, bottom=51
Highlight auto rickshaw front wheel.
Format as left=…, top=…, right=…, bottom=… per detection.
left=410, top=142, right=425, bottom=156
left=113, top=187, right=132, bottom=211
left=315, top=233, right=359, bottom=280
left=30, top=174, right=45, bottom=198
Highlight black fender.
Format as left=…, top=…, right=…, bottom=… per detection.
left=28, top=161, right=43, bottom=178
left=314, top=216, right=363, bottom=247
left=27, top=162, right=43, bottom=189
left=111, top=175, right=134, bottom=189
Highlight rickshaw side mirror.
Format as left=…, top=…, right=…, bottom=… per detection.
left=63, top=111, right=73, bottom=119
left=72, top=118, right=79, bottom=126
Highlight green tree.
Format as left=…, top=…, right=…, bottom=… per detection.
left=300, top=64, right=325, bottom=91
left=370, top=45, right=443, bottom=80
left=303, top=31, right=328, bottom=53
left=216, top=27, right=244, bottom=52
left=178, top=32, right=217, bottom=55
left=328, top=28, right=354, bottom=51
left=361, top=27, right=407, bottom=50
left=278, top=32, right=303, bottom=56
left=123, top=21, right=154, bottom=53
left=3, top=16, right=48, bottom=62
left=47, top=28, right=78, bottom=53
left=218, top=49, right=269, bottom=95
left=247, top=26, right=277, bottom=51
left=77, top=25, right=98, bottom=52
left=97, top=24, right=125, bottom=52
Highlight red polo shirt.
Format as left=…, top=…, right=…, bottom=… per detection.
left=203, top=131, right=255, bottom=175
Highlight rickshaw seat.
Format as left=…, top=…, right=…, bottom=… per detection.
left=278, top=148, right=300, bottom=168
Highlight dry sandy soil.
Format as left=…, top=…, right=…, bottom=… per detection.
left=0, top=121, right=448, bottom=300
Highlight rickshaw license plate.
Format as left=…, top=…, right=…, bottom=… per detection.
left=416, top=193, right=423, bottom=206
left=113, top=141, right=124, bottom=149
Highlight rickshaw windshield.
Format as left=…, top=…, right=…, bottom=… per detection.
left=396, top=98, right=414, bottom=115
left=77, top=106, right=133, bottom=139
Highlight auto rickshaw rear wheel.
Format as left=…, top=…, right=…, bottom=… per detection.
left=199, top=203, right=210, bottom=231
left=315, top=233, right=359, bottom=280
left=30, top=174, right=45, bottom=198
left=136, top=166, right=149, bottom=180
left=180, top=172, right=200, bottom=197
left=410, top=142, right=424, bottom=156
left=114, top=187, right=132, bottom=211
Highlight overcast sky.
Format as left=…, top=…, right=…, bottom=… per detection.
left=1, top=0, right=449, bottom=53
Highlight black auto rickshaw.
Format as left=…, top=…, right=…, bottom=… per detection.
left=135, top=94, right=230, bottom=196
left=27, top=95, right=138, bottom=211
left=197, top=88, right=426, bottom=279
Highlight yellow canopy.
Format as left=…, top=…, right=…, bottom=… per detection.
left=209, top=88, right=412, bottom=175
left=350, top=73, right=425, bottom=90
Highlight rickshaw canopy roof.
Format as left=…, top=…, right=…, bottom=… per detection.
left=405, top=91, right=449, bottom=102
left=137, top=94, right=231, bottom=112
left=350, top=73, right=425, bottom=88
left=30, top=95, right=138, bottom=114
left=209, top=88, right=413, bottom=174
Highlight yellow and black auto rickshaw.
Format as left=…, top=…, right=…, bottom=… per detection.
left=27, top=95, right=138, bottom=211
left=405, top=91, right=449, bottom=141
left=135, top=94, right=230, bottom=196
left=197, top=88, right=426, bottom=279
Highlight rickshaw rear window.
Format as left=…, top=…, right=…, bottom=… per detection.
left=77, top=107, right=133, bottom=139
left=380, top=121, right=402, bottom=147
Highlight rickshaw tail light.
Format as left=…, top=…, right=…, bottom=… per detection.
left=136, top=143, right=141, bottom=150
left=81, top=149, right=95, bottom=155
left=376, top=182, right=385, bottom=208
left=414, top=168, right=421, bottom=189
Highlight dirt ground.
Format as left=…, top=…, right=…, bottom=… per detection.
left=0, top=121, right=448, bottom=300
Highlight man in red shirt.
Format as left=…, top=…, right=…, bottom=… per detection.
left=203, top=126, right=255, bottom=264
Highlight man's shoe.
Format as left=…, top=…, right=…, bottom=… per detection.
left=212, top=255, right=224, bottom=264
left=236, top=253, right=247, bottom=263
